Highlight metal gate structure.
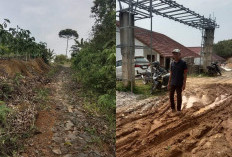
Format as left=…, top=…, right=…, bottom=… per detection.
left=116, top=0, right=219, bottom=92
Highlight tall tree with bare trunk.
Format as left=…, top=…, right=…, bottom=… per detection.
left=58, top=29, right=79, bottom=57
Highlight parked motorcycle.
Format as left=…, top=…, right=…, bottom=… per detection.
left=151, top=69, right=170, bottom=93
left=207, top=62, right=221, bottom=76
left=141, top=71, right=152, bottom=84
left=141, top=61, right=163, bottom=84
left=141, top=61, right=170, bottom=93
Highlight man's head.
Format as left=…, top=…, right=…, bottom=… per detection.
left=172, top=49, right=181, bottom=61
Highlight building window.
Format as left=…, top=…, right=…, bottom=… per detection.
left=147, top=55, right=155, bottom=62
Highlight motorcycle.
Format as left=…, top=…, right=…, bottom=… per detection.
left=141, top=61, right=163, bottom=85
left=141, top=61, right=170, bottom=93
left=151, top=68, right=170, bottom=93
left=207, top=62, right=221, bottom=76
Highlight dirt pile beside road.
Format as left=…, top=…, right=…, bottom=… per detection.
left=116, top=73, right=232, bottom=157
left=0, top=58, right=50, bottom=77
left=225, top=63, right=232, bottom=69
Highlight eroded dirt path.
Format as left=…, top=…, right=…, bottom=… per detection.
left=22, top=66, right=113, bottom=157
left=116, top=72, right=232, bottom=157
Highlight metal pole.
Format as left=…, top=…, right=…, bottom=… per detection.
left=129, top=0, right=133, bottom=93
left=199, top=28, right=204, bottom=73
left=150, top=0, right=153, bottom=75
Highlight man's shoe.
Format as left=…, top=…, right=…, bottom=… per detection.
left=176, top=110, right=182, bottom=116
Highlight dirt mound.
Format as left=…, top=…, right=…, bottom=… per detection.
left=227, top=57, right=232, bottom=63
left=34, top=58, right=50, bottom=72
left=225, top=63, right=232, bottom=69
left=116, top=79, right=232, bottom=156
left=0, top=58, right=50, bottom=77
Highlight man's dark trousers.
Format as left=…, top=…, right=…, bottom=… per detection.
left=170, top=85, right=182, bottom=111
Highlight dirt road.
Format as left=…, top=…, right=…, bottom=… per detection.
left=22, top=66, right=113, bottom=157
left=116, top=71, right=232, bottom=157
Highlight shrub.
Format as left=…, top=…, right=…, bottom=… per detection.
left=54, top=54, right=68, bottom=64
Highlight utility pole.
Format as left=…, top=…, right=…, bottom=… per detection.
left=202, top=28, right=215, bottom=72
left=119, top=12, right=135, bottom=88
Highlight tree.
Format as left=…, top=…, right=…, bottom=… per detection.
left=213, top=39, right=232, bottom=59
left=72, top=0, right=116, bottom=94
left=58, top=29, right=79, bottom=57
left=70, top=38, right=85, bottom=57
left=0, top=18, right=53, bottom=63
left=54, top=54, right=67, bottom=64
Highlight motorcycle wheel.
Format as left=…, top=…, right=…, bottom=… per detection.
left=141, top=75, right=148, bottom=85
left=151, top=84, right=156, bottom=94
left=157, top=83, right=162, bottom=90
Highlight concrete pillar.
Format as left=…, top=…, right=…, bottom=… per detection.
left=202, top=28, right=215, bottom=72
left=119, top=12, right=135, bottom=87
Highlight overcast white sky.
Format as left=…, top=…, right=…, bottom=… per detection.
left=116, top=0, right=232, bottom=47
left=0, top=0, right=95, bottom=57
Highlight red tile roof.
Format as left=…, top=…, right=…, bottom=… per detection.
left=116, top=21, right=199, bottom=58
left=135, top=27, right=199, bottom=58
left=188, top=47, right=226, bottom=62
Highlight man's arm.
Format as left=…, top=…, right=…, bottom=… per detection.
left=182, top=70, right=187, bottom=90
left=168, top=71, right=172, bottom=90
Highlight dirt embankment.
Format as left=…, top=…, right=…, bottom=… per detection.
left=0, top=58, right=50, bottom=78
left=116, top=72, right=232, bottom=157
left=0, top=58, right=52, bottom=156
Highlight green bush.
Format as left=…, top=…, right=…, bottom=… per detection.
left=0, top=102, right=11, bottom=126
left=70, top=0, right=116, bottom=147
left=213, top=39, right=232, bottom=58
left=0, top=82, right=14, bottom=101
left=54, top=54, right=68, bottom=64
left=72, top=45, right=115, bottom=94
left=1, top=19, right=54, bottom=62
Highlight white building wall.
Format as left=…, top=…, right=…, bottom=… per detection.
left=157, top=53, right=160, bottom=62
left=116, top=27, right=121, bottom=61
left=194, top=57, right=203, bottom=65
left=116, top=27, right=159, bottom=62
left=116, top=29, right=146, bottom=61
left=134, top=38, right=145, bottom=57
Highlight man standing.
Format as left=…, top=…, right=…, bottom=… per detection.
left=168, top=49, right=188, bottom=112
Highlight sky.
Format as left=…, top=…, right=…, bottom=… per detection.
left=116, top=0, right=232, bottom=47
left=0, top=0, right=95, bottom=57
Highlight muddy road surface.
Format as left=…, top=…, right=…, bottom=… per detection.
left=116, top=72, right=232, bottom=157
left=22, top=66, right=114, bottom=157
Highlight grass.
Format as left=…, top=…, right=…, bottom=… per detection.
left=83, top=100, right=100, bottom=115
left=85, top=127, right=97, bottom=135
left=78, top=89, right=116, bottom=149
left=0, top=102, right=12, bottom=126
left=90, top=136, right=102, bottom=147
left=0, top=81, right=14, bottom=101
left=46, top=64, right=62, bottom=78
left=13, top=73, right=24, bottom=86
left=82, top=93, right=116, bottom=139
left=116, top=80, right=167, bottom=99
left=34, top=87, right=50, bottom=110
left=0, top=103, right=30, bottom=156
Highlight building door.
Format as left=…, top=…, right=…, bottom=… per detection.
left=160, top=56, right=164, bottom=67
left=165, top=58, right=170, bottom=70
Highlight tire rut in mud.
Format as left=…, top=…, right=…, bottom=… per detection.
left=116, top=83, right=232, bottom=157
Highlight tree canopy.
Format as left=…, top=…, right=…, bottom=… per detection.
left=58, top=29, right=79, bottom=57
left=58, top=29, right=78, bottom=39
left=71, top=0, right=115, bottom=111
left=0, top=18, right=53, bottom=63
left=213, top=39, right=232, bottom=59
